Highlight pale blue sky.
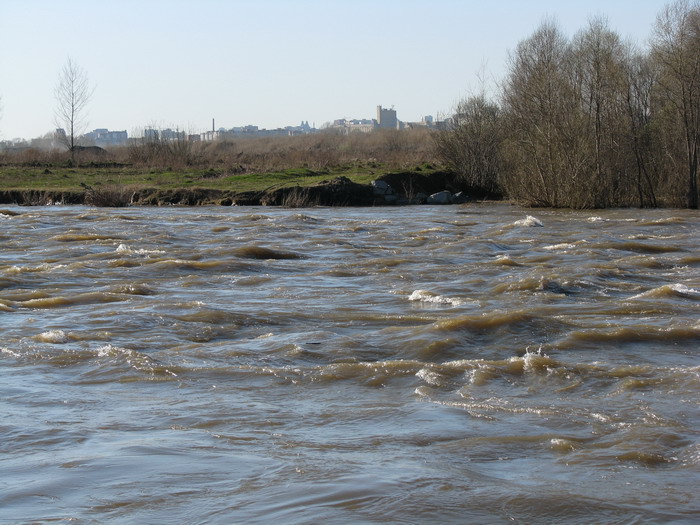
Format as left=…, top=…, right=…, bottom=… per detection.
left=1, top=0, right=668, bottom=140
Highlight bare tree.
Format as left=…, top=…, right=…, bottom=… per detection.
left=652, top=0, right=700, bottom=208
left=623, top=48, right=661, bottom=207
left=433, top=94, right=504, bottom=197
left=570, top=17, right=629, bottom=206
left=501, top=20, right=590, bottom=207
left=54, top=57, right=93, bottom=160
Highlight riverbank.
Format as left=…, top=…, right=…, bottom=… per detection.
left=0, top=164, right=476, bottom=206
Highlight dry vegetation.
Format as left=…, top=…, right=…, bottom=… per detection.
left=0, top=127, right=437, bottom=175
left=125, top=127, right=437, bottom=173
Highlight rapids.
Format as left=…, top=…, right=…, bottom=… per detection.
left=1, top=203, right=699, bottom=522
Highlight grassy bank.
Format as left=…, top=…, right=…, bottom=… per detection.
left=0, top=127, right=446, bottom=196
left=0, top=163, right=393, bottom=193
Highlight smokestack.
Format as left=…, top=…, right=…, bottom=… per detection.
left=212, top=118, right=215, bottom=133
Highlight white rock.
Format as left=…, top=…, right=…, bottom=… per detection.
left=427, top=190, right=452, bottom=204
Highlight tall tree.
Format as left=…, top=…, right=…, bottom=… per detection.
left=501, top=20, right=589, bottom=207
left=652, top=0, right=700, bottom=208
left=54, top=57, right=93, bottom=160
left=570, top=17, right=628, bottom=206
left=623, top=48, right=661, bottom=207
left=433, top=94, right=504, bottom=197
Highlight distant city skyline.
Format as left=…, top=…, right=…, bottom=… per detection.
left=0, top=0, right=668, bottom=140
left=2, top=103, right=434, bottom=145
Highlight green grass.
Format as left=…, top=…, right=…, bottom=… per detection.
left=0, top=163, right=409, bottom=193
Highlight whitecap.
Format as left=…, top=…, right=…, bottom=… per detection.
left=513, top=215, right=543, bottom=227
left=116, top=243, right=164, bottom=255
left=409, top=289, right=464, bottom=306
left=1, top=347, right=21, bottom=358
left=670, top=283, right=700, bottom=296
left=7, top=263, right=66, bottom=274
left=35, top=329, right=69, bottom=344
left=416, top=368, right=444, bottom=386
left=629, top=283, right=700, bottom=301
left=543, top=242, right=576, bottom=251
left=550, top=438, right=578, bottom=452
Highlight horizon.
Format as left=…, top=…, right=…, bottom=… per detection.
left=1, top=0, right=668, bottom=140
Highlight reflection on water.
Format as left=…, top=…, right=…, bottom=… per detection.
left=1, top=204, right=699, bottom=522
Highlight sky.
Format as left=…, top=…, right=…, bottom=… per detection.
left=0, top=0, right=670, bottom=140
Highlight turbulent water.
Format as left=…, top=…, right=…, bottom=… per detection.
left=1, top=203, right=699, bottom=523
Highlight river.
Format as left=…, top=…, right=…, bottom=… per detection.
left=1, top=203, right=699, bottom=523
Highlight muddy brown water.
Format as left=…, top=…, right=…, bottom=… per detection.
left=1, top=203, right=699, bottom=523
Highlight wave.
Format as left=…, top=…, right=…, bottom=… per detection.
left=492, top=277, right=573, bottom=295
left=16, top=292, right=128, bottom=309
left=560, top=324, right=700, bottom=347
left=629, top=283, right=700, bottom=301
left=224, top=349, right=700, bottom=393
left=50, top=233, right=124, bottom=242
left=604, top=241, right=683, bottom=254
left=639, top=216, right=687, bottom=226
left=512, top=216, right=544, bottom=227
left=232, top=245, right=304, bottom=260
left=542, top=240, right=587, bottom=251
left=409, top=290, right=465, bottom=306
left=106, top=283, right=157, bottom=296
left=6, top=263, right=68, bottom=274
left=1, top=342, right=181, bottom=382
left=433, top=310, right=533, bottom=331
left=33, top=329, right=70, bottom=344
left=115, top=243, right=165, bottom=256
left=490, top=255, right=521, bottom=266
left=234, top=275, right=274, bottom=286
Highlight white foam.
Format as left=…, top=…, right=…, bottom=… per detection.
left=629, top=283, right=700, bottom=300
left=1, top=347, right=21, bottom=358
left=513, top=215, right=543, bottom=227
left=670, top=284, right=700, bottom=296
left=7, top=263, right=67, bottom=274
left=116, top=243, right=164, bottom=255
left=543, top=242, right=576, bottom=251
left=36, top=329, right=69, bottom=344
left=416, top=368, right=444, bottom=386
left=409, top=289, right=464, bottom=306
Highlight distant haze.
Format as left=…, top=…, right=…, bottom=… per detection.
left=0, top=0, right=666, bottom=140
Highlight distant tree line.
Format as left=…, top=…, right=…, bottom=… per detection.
left=435, top=0, right=700, bottom=208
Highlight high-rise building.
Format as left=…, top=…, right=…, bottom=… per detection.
left=377, top=105, right=398, bottom=129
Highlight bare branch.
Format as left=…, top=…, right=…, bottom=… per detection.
left=54, top=57, right=93, bottom=158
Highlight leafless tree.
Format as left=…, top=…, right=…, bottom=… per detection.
left=569, top=17, right=629, bottom=206
left=433, top=94, right=504, bottom=197
left=652, top=0, right=700, bottom=208
left=501, top=20, right=590, bottom=207
left=622, top=47, right=661, bottom=207
left=54, top=57, right=93, bottom=160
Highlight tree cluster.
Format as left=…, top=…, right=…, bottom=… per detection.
left=435, top=0, right=700, bottom=208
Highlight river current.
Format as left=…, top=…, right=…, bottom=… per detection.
left=1, top=203, right=699, bottom=523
